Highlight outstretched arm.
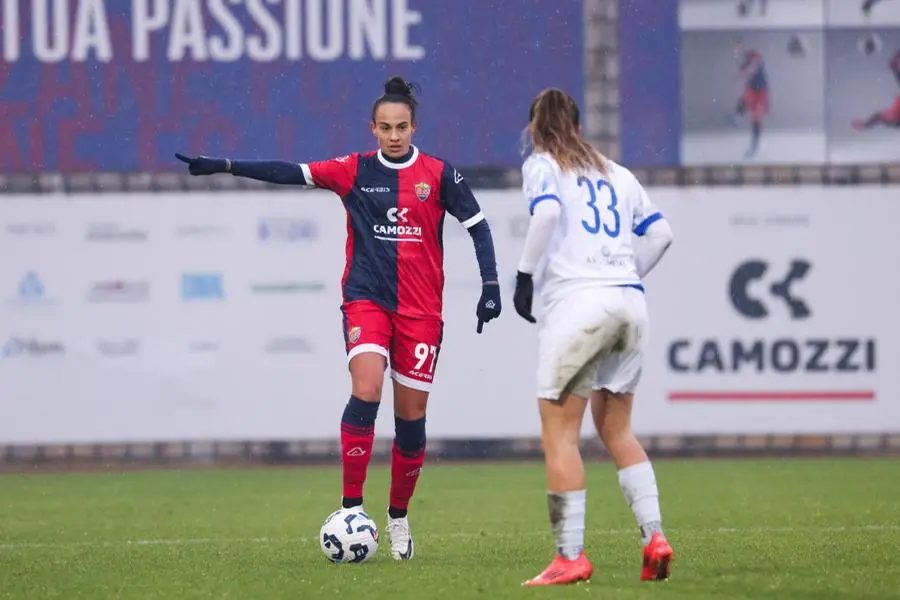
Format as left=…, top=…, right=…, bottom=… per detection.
left=175, top=153, right=309, bottom=185
left=175, top=153, right=357, bottom=195
left=230, top=160, right=311, bottom=185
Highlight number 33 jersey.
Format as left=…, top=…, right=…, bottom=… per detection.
left=521, top=152, right=663, bottom=302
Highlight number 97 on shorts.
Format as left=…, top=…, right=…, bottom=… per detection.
left=341, top=300, right=444, bottom=393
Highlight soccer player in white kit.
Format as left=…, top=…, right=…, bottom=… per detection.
left=515, top=89, right=676, bottom=586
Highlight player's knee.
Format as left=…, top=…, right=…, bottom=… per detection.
left=393, top=391, right=427, bottom=421
left=599, top=422, right=629, bottom=446
left=540, top=404, right=582, bottom=449
left=599, top=416, right=637, bottom=448
left=351, top=378, right=383, bottom=402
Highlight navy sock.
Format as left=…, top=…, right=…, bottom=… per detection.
left=341, top=395, right=380, bottom=429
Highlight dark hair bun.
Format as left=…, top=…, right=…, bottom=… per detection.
left=384, top=76, right=417, bottom=99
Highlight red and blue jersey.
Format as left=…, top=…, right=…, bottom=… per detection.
left=740, top=50, right=768, bottom=91
left=301, top=146, right=485, bottom=319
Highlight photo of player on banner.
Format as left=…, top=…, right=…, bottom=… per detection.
left=825, top=0, right=900, bottom=163
left=678, top=0, right=826, bottom=165
left=730, top=40, right=772, bottom=158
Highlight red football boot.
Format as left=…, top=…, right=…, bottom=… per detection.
left=522, top=551, right=593, bottom=586
left=640, top=532, right=674, bottom=581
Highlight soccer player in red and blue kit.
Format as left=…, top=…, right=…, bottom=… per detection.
left=852, top=49, right=900, bottom=131
left=732, top=41, right=770, bottom=159
left=176, top=76, right=502, bottom=561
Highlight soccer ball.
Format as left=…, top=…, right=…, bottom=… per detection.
left=319, top=508, right=379, bottom=564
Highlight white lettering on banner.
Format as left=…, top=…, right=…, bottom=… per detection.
left=132, top=0, right=168, bottom=62
left=0, top=187, right=896, bottom=445
left=348, top=0, right=387, bottom=59
left=2, top=0, right=19, bottom=61
left=0, top=0, right=425, bottom=63
left=246, top=0, right=282, bottom=61
left=32, top=0, right=68, bottom=63
left=25, top=0, right=112, bottom=63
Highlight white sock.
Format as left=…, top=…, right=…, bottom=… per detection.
left=617, top=461, right=663, bottom=545
left=547, top=490, right=586, bottom=560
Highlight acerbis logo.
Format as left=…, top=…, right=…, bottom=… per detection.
left=386, top=207, right=409, bottom=223
left=361, top=186, right=391, bottom=193
left=729, top=259, right=811, bottom=320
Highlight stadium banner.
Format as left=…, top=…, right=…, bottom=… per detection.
left=0, top=185, right=897, bottom=444
left=0, top=0, right=583, bottom=173
left=619, top=0, right=900, bottom=166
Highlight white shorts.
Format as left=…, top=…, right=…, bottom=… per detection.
left=536, top=286, right=648, bottom=401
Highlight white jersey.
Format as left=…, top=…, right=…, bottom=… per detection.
left=521, top=152, right=661, bottom=304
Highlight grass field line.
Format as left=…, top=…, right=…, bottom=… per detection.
left=0, top=524, right=897, bottom=552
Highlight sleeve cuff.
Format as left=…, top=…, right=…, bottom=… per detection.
left=528, top=194, right=561, bottom=215
left=461, top=212, right=486, bottom=229
left=633, top=212, right=663, bottom=236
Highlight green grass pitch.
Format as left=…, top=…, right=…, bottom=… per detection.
left=1, top=458, right=898, bottom=599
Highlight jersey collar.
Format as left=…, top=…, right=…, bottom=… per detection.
left=377, top=145, right=419, bottom=170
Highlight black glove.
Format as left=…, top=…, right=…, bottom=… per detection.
left=476, top=282, right=502, bottom=334
left=175, top=153, right=229, bottom=176
left=513, top=271, right=537, bottom=324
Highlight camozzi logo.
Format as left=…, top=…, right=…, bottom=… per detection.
left=374, top=208, right=422, bottom=242
left=667, top=259, right=876, bottom=375
left=728, top=259, right=811, bottom=320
